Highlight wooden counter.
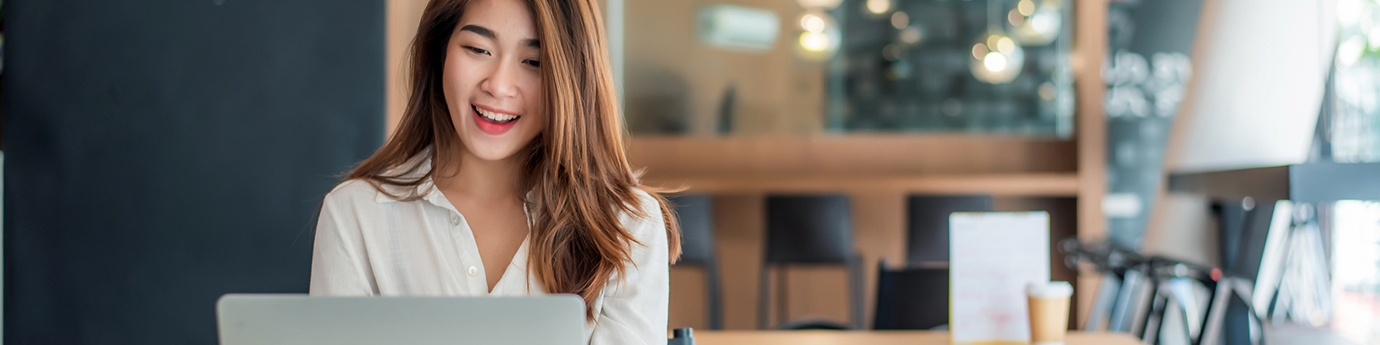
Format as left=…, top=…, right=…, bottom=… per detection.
left=692, top=330, right=1142, bottom=345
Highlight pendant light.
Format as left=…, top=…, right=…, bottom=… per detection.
left=969, top=0, right=1024, bottom=84
left=794, top=8, right=841, bottom=61
left=1007, top=0, right=1063, bottom=46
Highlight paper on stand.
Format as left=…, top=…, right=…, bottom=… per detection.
left=949, top=212, right=1051, bottom=345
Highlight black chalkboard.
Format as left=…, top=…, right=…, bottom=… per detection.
left=3, top=1, right=384, bottom=343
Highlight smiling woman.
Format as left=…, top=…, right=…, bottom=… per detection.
left=309, top=0, right=683, bottom=344
left=444, top=10, right=545, bottom=159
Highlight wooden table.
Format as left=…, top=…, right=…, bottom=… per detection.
left=692, top=331, right=1143, bottom=345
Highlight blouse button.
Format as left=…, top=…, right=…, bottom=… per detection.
left=467, top=266, right=479, bottom=277
left=450, top=214, right=460, bottom=226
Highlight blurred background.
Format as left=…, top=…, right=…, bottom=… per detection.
left=3, top=0, right=1380, bottom=344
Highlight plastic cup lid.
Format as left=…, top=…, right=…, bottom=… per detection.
left=1026, top=281, right=1073, bottom=297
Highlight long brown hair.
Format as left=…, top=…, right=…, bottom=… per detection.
left=345, top=0, right=682, bottom=319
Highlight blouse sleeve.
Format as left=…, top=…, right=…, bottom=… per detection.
left=588, top=191, right=672, bottom=345
left=308, top=182, right=379, bottom=296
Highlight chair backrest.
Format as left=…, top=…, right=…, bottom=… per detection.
left=764, top=194, right=854, bottom=264
left=873, top=262, right=950, bottom=330
left=668, top=194, right=716, bottom=266
left=1216, top=200, right=1277, bottom=281
left=905, top=195, right=993, bottom=264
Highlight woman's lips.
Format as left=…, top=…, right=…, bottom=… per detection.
left=473, top=105, right=519, bottom=135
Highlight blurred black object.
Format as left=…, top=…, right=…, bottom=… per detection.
left=778, top=319, right=852, bottom=330
left=668, top=327, right=695, bottom=345
left=904, top=195, right=993, bottom=264
left=872, top=261, right=949, bottom=330
left=717, top=84, right=735, bottom=135
left=668, top=194, right=723, bottom=330
left=759, top=194, right=863, bottom=330
left=3, top=1, right=384, bottom=343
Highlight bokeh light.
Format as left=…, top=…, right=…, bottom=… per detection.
left=970, top=31, right=1025, bottom=84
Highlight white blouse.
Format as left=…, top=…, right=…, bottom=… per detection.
left=309, top=157, right=670, bottom=345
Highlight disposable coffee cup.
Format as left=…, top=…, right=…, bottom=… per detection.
left=1026, top=281, right=1073, bottom=345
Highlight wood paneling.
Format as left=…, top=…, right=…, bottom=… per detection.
left=668, top=268, right=710, bottom=329
left=711, top=194, right=769, bottom=329
left=1073, top=0, right=1110, bottom=326
left=386, top=0, right=428, bottom=136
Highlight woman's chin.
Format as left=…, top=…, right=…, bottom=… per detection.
left=456, top=128, right=530, bottom=162
left=463, top=142, right=525, bottom=162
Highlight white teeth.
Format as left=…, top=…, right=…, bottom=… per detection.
left=476, top=107, right=518, bottom=122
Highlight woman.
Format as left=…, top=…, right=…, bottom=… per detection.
left=309, top=0, right=681, bottom=343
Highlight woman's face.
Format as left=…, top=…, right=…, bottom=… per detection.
left=442, top=0, right=545, bottom=162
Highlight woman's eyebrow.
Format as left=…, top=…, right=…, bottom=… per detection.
left=460, top=24, right=539, bottom=49
left=459, top=25, right=496, bottom=39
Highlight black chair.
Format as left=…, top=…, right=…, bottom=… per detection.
left=1197, top=200, right=1273, bottom=345
left=905, top=195, right=993, bottom=264
left=668, top=194, right=723, bottom=330
left=758, top=194, right=864, bottom=330
left=873, top=261, right=950, bottom=330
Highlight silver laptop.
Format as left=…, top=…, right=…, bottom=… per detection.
left=216, top=294, right=586, bottom=345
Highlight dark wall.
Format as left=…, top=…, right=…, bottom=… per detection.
left=3, top=1, right=384, bottom=343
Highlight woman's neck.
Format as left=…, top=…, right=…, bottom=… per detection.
left=432, top=146, right=525, bottom=204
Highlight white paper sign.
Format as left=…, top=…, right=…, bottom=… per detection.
left=949, top=212, right=1051, bottom=344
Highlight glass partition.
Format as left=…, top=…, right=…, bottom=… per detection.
left=623, top=0, right=1075, bottom=137
left=1332, top=0, right=1380, bottom=163
left=1101, top=0, right=1200, bottom=249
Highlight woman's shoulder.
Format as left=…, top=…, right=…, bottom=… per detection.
left=621, top=188, right=659, bottom=217
left=620, top=188, right=667, bottom=241
left=629, top=188, right=659, bottom=211
left=323, top=178, right=385, bottom=206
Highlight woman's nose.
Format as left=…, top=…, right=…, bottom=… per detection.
left=480, top=62, right=519, bottom=99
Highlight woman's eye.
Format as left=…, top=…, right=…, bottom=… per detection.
left=523, top=59, right=541, bottom=68
left=464, top=46, right=490, bottom=55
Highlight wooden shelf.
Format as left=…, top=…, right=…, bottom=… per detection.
left=642, top=173, right=1080, bottom=196
left=629, top=135, right=1081, bottom=196
left=628, top=135, right=1077, bottom=177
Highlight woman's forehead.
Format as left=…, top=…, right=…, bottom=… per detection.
left=455, top=0, right=539, bottom=43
